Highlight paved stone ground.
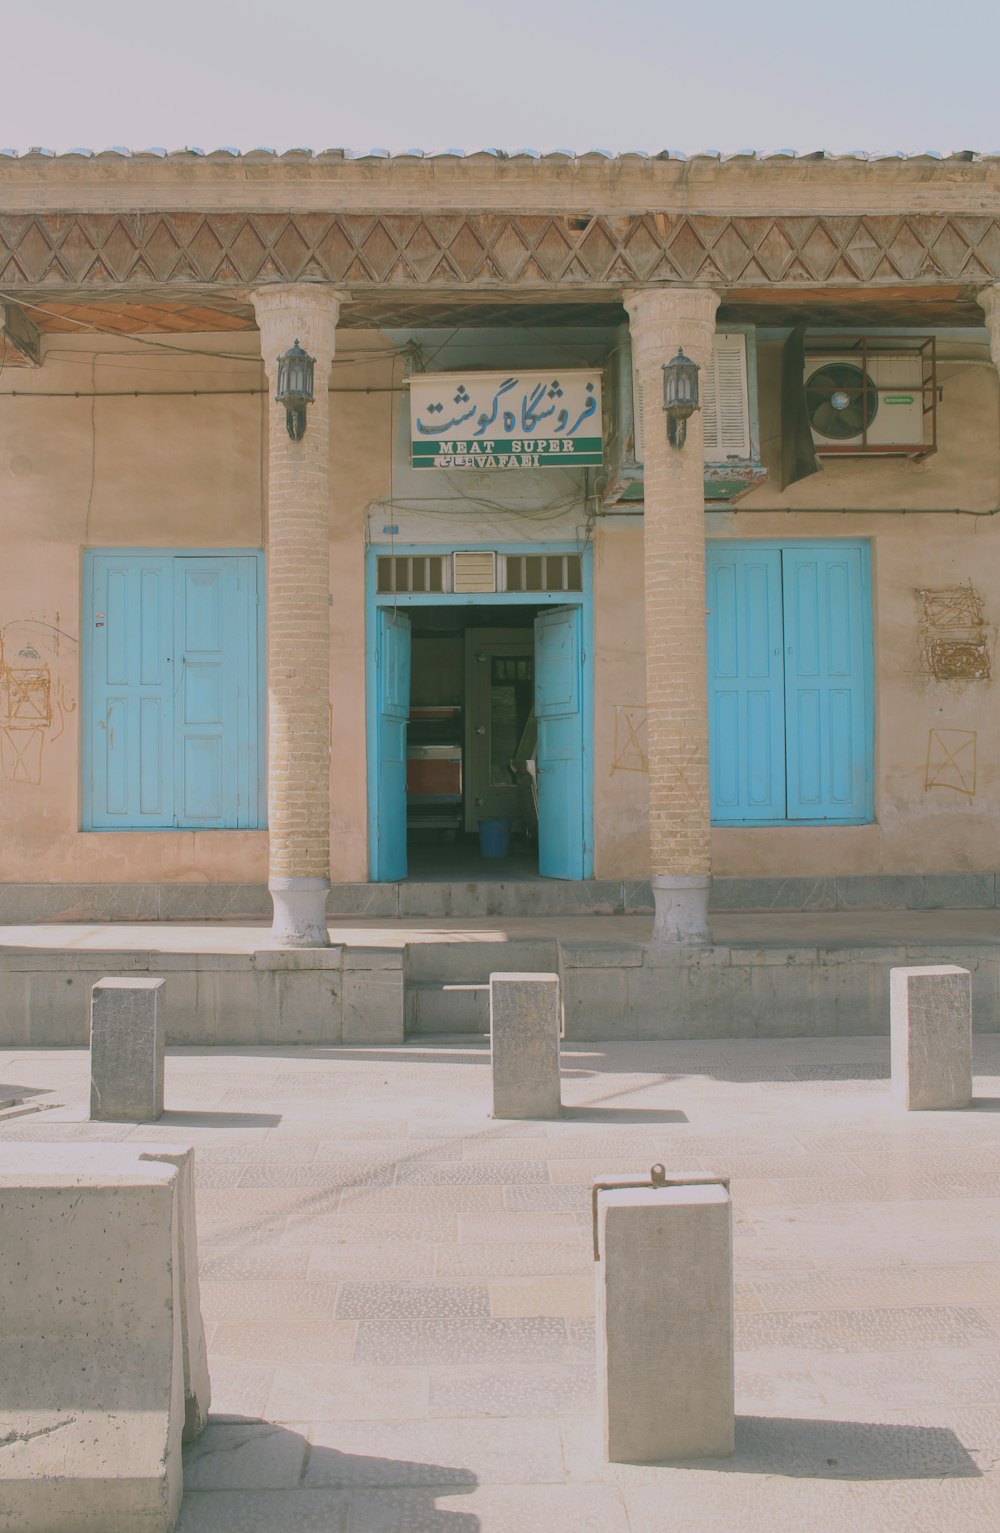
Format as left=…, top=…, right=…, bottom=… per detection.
left=2, top=1033, right=1000, bottom=1530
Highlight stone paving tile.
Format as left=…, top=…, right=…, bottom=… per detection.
left=266, top=1366, right=430, bottom=1423
left=199, top=1280, right=340, bottom=1323
left=343, top=1484, right=630, bottom=1533
left=428, top=1366, right=595, bottom=1419
left=212, top=1321, right=356, bottom=1366
left=750, top=1265, right=1000, bottom=1312
left=200, top=1141, right=318, bottom=1164
left=337, top=1282, right=490, bottom=1320
left=458, top=1212, right=584, bottom=1243
left=195, top=1186, right=343, bottom=1216
left=503, top=1185, right=590, bottom=1211
left=436, top=1242, right=591, bottom=1278
left=269, top=1119, right=413, bottom=1141
left=207, top=1362, right=275, bottom=1420
left=304, top=1419, right=565, bottom=1486
left=396, top=1161, right=549, bottom=1185
left=200, top=1249, right=309, bottom=1281
left=547, top=1154, right=710, bottom=1184
left=355, top=1318, right=573, bottom=1367
left=974, top=1306, right=1000, bottom=1335
left=192, top=1163, right=247, bottom=1188
left=339, top=1186, right=506, bottom=1213
left=238, top=1163, right=396, bottom=1189
left=737, top=1305, right=995, bottom=1353
left=183, top=1421, right=309, bottom=1490
left=461, top=1135, right=660, bottom=1161
left=308, top=1243, right=437, bottom=1281
left=622, top=1474, right=1000, bottom=1533
left=196, top=1216, right=289, bottom=1248
left=283, top=1215, right=458, bottom=1245
left=489, top=1276, right=595, bottom=1319
left=315, top=1139, right=464, bottom=1163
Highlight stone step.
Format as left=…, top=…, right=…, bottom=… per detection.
left=407, top=982, right=489, bottom=1035
left=404, top=939, right=559, bottom=986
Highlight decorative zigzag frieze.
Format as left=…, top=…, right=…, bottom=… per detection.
left=0, top=210, right=997, bottom=290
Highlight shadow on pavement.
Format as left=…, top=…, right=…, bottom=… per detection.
left=179, top=1418, right=481, bottom=1529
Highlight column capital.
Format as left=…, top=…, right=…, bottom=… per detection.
left=623, top=286, right=721, bottom=364
left=252, top=284, right=350, bottom=374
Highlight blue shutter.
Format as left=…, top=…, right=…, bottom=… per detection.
left=534, top=605, right=585, bottom=879
left=782, top=544, right=871, bottom=821
left=374, top=608, right=411, bottom=881
left=85, top=552, right=263, bottom=830
left=706, top=545, right=785, bottom=822
left=174, top=556, right=257, bottom=829
left=87, top=554, right=174, bottom=829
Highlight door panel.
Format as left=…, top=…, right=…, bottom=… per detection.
left=85, top=552, right=261, bottom=830
left=88, top=555, right=174, bottom=828
left=783, top=544, right=869, bottom=820
left=706, top=546, right=785, bottom=821
left=375, top=608, right=411, bottom=881
left=534, top=605, right=585, bottom=879
left=174, top=556, right=256, bottom=828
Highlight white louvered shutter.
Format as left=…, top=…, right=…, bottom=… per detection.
left=452, top=551, right=497, bottom=593
left=631, top=358, right=646, bottom=464
left=702, top=333, right=751, bottom=460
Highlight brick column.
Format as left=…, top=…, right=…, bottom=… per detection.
left=624, top=287, right=720, bottom=945
left=252, top=285, right=344, bottom=946
left=980, top=285, right=1000, bottom=368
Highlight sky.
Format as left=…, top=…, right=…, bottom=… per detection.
left=2, top=0, right=999, bottom=158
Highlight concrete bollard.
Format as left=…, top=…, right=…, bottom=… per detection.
left=91, top=977, right=166, bottom=1122
left=891, top=964, right=973, bottom=1111
left=490, top=971, right=561, bottom=1119
left=0, top=1142, right=210, bottom=1531
left=595, top=1174, right=734, bottom=1462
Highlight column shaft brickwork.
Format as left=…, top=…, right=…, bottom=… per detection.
left=625, top=287, right=720, bottom=937
left=252, top=285, right=343, bottom=943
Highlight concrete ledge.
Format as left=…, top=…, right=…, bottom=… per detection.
left=3, top=873, right=1000, bottom=922
left=0, top=946, right=404, bottom=1047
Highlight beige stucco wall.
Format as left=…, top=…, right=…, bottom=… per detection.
left=4, top=323, right=1000, bottom=885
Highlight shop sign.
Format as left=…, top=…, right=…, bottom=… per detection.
left=410, top=369, right=602, bottom=469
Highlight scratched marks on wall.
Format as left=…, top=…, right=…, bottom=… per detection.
left=925, top=728, right=977, bottom=798
left=917, top=585, right=992, bottom=683
left=0, top=620, right=77, bottom=785
left=611, top=706, right=648, bottom=774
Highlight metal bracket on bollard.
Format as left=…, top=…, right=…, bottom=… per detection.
left=591, top=1163, right=731, bottom=1261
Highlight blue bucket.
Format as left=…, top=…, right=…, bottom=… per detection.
left=478, top=817, right=512, bottom=858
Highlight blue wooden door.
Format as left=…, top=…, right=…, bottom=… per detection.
left=88, top=554, right=174, bottom=828
left=783, top=545, right=870, bottom=820
left=534, top=605, right=585, bottom=879
left=174, top=557, right=257, bottom=828
left=706, top=546, right=786, bottom=821
left=85, top=552, right=262, bottom=830
left=374, top=608, right=411, bottom=881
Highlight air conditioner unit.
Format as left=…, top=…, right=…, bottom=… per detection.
left=805, top=353, right=926, bottom=451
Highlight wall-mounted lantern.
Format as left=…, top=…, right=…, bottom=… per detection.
left=275, top=339, right=315, bottom=441
left=662, top=347, right=700, bottom=449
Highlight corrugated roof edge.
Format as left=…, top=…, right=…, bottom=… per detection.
left=0, top=146, right=996, bottom=163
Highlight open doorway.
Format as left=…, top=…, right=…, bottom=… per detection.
left=407, top=606, right=538, bottom=880
left=369, top=593, right=590, bottom=883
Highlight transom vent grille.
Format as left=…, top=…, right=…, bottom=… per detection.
left=376, top=555, right=446, bottom=594
left=376, top=551, right=583, bottom=595
left=504, top=553, right=582, bottom=593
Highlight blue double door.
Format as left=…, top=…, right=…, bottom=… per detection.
left=84, top=552, right=264, bottom=830
left=706, top=542, right=872, bottom=823
left=372, top=604, right=587, bottom=881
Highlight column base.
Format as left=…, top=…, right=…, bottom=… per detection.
left=268, top=878, right=330, bottom=947
left=650, top=874, right=712, bottom=947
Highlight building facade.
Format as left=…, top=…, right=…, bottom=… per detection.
left=2, top=148, right=1000, bottom=942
